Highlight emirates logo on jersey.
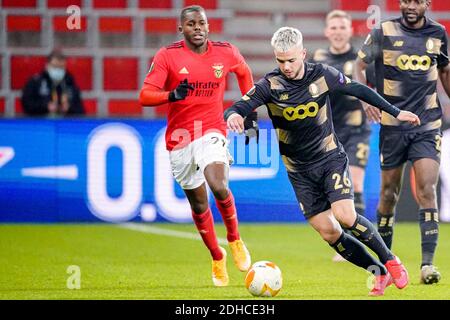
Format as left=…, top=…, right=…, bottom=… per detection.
left=212, top=64, right=224, bottom=78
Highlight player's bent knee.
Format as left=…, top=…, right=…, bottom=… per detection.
left=208, top=181, right=229, bottom=200
left=331, top=202, right=356, bottom=228
left=380, top=188, right=400, bottom=207
left=315, top=222, right=342, bottom=244
left=320, top=228, right=342, bottom=244
left=191, top=202, right=209, bottom=214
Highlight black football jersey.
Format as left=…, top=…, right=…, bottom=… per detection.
left=358, top=17, right=449, bottom=132
left=311, top=47, right=370, bottom=131
left=229, top=63, right=353, bottom=172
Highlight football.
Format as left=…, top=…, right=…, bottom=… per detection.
left=244, top=261, right=283, bottom=297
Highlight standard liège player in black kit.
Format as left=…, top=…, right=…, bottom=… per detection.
left=311, top=10, right=372, bottom=263
left=355, top=0, right=450, bottom=285
left=225, top=27, right=420, bottom=296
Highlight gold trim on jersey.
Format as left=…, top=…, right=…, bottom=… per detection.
left=316, top=103, right=328, bottom=126
left=276, top=128, right=290, bottom=144
left=423, top=119, right=442, bottom=131
left=425, top=93, right=438, bottom=110
left=267, top=103, right=286, bottom=117
left=281, top=155, right=297, bottom=173
left=428, top=64, right=438, bottom=81
left=383, top=79, right=402, bottom=97
left=313, top=49, right=328, bottom=62
left=358, top=50, right=367, bottom=60
left=346, top=110, right=363, bottom=126
left=382, top=21, right=402, bottom=37
left=343, top=61, right=354, bottom=76
left=426, top=38, right=442, bottom=55
left=309, top=76, right=329, bottom=98
left=320, top=134, right=337, bottom=153
left=381, top=111, right=401, bottom=126
left=269, top=77, right=285, bottom=90
left=383, top=50, right=402, bottom=67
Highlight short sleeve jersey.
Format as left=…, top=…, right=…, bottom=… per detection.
left=144, top=40, right=247, bottom=150
left=358, top=17, right=449, bottom=132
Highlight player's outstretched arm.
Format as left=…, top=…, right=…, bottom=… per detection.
left=355, top=57, right=381, bottom=123
left=397, top=110, right=421, bottom=126
left=139, top=83, right=169, bottom=106
left=224, top=81, right=269, bottom=134
left=227, top=113, right=245, bottom=133
left=139, top=79, right=194, bottom=106
left=335, top=80, right=420, bottom=126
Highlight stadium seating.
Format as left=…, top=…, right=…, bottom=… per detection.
left=47, top=0, right=82, bottom=8
left=53, top=16, right=88, bottom=47
left=336, top=0, right=372, bottom=11
left=15, top=97, right=23, bottom=115
left=2, top=0, right=37, bottom=8
left=10, top=56, right=46, bottom=90
left=139, top=0, right=172, bottom=9
left=431, top=0, right=450, bottom=11
left=1, top=0, right=448, bottom=117
left=6, top=16, right=41, bottom=32
left=66, top=57, right=93, bottom=91
left=99, top=17, right=133, bottom=48
left=0, top=98, right=4, bottom=115
left=82, top=99, right=98, bottom=115
left=93, top=0, right=127, bottom=9
left=103, top=57, right=138, bottom=91
left=352, top=20, right=371, bottom=37
left=6, top=15, right=41, bottom=47
left=108, top=100, right=142, bottom=116
left=185, top=0, right=217, bottom=9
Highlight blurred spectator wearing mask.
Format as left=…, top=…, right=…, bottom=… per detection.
left=21, top=49, right=84, bottom=116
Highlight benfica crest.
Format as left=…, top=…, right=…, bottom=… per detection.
left=212, top=64, right=224, bottom=78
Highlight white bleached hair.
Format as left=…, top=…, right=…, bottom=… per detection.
left=271, top=27, right=303, bottom=52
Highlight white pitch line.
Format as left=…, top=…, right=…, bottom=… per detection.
left=119, top=222, right=228, bottom=245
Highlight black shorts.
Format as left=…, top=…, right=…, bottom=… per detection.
left=379, top=128, right=442, bottom=170
left=287, top=152, right=354, bottom=219
left=337, top=126, right=371, bottom=169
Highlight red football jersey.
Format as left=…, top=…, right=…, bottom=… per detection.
left=144, top=40, right=248, bottom=150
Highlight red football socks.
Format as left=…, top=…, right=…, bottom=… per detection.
left=215, top=191, right=240, bottom=242
left=192, top=207, right=223, bottom=260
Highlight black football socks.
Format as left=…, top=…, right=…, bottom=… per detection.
left=419, top=208, right=439, bottom=267
left=331, top=231, right=387, bottom=275
left=350, top=214, right=394, bottom=264
left=377, top=211, right=395, bottom=250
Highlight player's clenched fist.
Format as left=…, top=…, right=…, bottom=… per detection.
left=168, top=79, right=194, bottom=102
left=396, top=110, right=421, bottom=126
left=227, top=113, right=245, bottom=133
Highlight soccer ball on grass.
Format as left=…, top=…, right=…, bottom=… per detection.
left=244, top=261, right=282, bottom=297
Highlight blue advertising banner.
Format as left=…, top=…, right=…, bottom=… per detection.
left=0, top=118, right=389, bottom=223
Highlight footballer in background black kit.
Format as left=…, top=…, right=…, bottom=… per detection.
left=356, top=0, right=450, bottom=285
left=358, top=17, right=448, bottom=169
left=225, top=62, right=401, bottom=218
left=311, top=47, right=371, bottom=168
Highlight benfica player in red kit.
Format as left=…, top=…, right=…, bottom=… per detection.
left=139, top=5, right=254, bottom=287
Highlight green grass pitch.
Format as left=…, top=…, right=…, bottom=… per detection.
left=0, top=223, right=449, bottom=299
